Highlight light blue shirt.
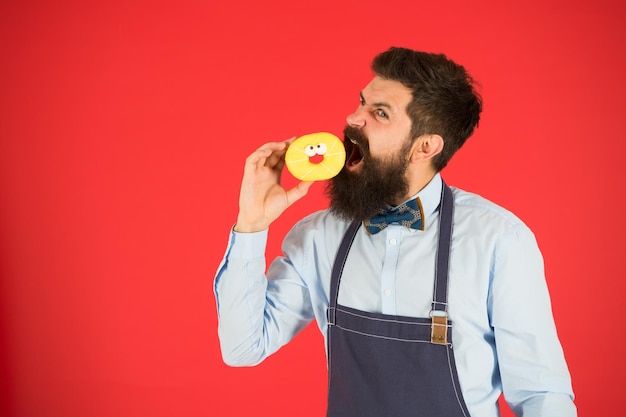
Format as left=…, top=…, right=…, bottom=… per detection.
left=214, top=174, right=576, bottom=417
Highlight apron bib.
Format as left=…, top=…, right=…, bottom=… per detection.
left=326, top=184, right=471, bottom=417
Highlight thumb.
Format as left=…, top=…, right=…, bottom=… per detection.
left=285, top=181, right=315, bottom=205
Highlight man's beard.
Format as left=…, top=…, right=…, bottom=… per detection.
left=325, top=125, right=412, bottom=221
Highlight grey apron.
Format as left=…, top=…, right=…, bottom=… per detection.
left=326, top=184, right=471, bottom=417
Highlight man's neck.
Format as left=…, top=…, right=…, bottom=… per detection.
left=392, top=169, right=437, bottom=205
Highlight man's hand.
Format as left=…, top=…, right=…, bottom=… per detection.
left=234, top=139, right=314, bottom=233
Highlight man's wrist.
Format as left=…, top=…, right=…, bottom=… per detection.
left=233, top=222, right=268, bottom=233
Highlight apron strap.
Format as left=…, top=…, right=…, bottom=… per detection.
left=431, top=183, right=454, bottom=344
left=328, top=219, right=361, bottom=321
left=432, top=183, right=454, bottom=312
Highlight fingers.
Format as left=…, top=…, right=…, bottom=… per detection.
left=272, top=136, right=297, bottom=171
left=264, top=146, right=285, bottom=169
left=265, top=137, right=295, bottom=169
left=242, top=146, right=277, bottom=176
left=244, top=139, right=294, bottom=174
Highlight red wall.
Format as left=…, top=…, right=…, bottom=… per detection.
left=1, top=1, right=624, bottom=416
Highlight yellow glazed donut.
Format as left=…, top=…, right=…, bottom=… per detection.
left=285, top=132, right=346, bottom=181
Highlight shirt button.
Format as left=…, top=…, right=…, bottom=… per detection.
left=384, top=289, right=392, bottom=296
left=389, top=238, right=397, bottom=245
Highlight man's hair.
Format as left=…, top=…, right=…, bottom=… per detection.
left=372, top=47, right=483, bottom=171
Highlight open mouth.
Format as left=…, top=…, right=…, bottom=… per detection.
left=345, top=135, right=364, bottom=168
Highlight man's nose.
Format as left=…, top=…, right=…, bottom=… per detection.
left=346, top=107, right=365, bottom=128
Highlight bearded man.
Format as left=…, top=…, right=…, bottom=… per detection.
left=214, top=47, right=576, bottom=417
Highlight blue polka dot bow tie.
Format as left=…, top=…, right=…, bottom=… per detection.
left=363, top=198, right=425, bottom=234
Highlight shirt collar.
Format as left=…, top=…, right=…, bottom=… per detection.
left=390, top=173, right=443, bottom=229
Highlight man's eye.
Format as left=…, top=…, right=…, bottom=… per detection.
left=376, top=110, right=388, bottom=118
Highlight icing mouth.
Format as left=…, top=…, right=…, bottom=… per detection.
left=308, top=154, right=324, bottom=164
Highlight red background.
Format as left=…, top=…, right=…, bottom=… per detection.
left=1, top=1, right=624, bottom=416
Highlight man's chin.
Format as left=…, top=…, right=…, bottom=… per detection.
left=326, top=151, right=410, bottom=222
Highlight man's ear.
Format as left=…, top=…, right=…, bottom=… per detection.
left=409, top=134, right=444, bottom=163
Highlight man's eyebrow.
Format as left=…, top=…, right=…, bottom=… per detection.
left=360, top=91, right=393, bottom=111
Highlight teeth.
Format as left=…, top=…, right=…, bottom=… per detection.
left=350, top=138, right=357, bottom=144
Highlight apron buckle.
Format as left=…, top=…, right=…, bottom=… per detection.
left=327, top=307, right=336, bottom=325
left=430, top=311, right=448, bottom=345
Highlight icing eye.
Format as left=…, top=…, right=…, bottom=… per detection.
left=304, top=145, right=317, bottom=157
left=315, top=143, right=328, bottom=155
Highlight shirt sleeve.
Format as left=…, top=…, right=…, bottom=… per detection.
left=214, top=225, right=315, bottom=366
left=490, top=224, right=577, bottom=416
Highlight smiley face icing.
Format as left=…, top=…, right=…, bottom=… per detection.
left=285, top=132, right=346, bottom=181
